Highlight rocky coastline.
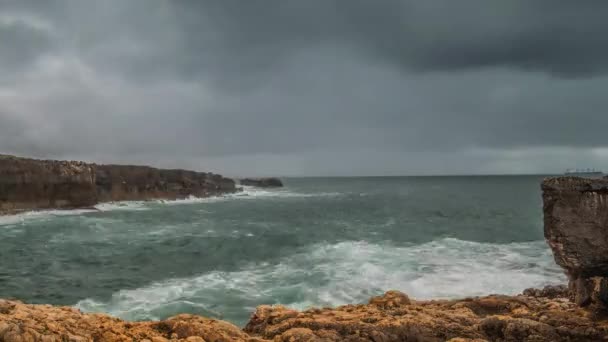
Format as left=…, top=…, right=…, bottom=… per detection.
left=1, top=286, right=607, bottom=341
left=2, top=176, right=608, bottom=341
left=0, top=155, right=238, bottom=215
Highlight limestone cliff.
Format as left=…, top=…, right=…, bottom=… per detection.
left=0, top=155, right=237, bottom=215
left=542, top=176, right=608, bottom=307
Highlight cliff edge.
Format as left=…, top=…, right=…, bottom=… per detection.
left=0, top=155, right=237, bottom=215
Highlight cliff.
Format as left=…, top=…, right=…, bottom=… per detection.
left=2, top=286, right=607, bottom=342
left=0, top=155, right=237, bottom=215
left=542, top=177, right=608, bottom=308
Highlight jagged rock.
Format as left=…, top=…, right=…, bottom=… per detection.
left=1, top=290, right=607, bottom=341
left=542, top=177, right=608, bottom=308
left=0, top=155, right=237, bottom=215
left=0, top=300, right=265, bottom=342
left=245, top=291, right=608, bottom=341
left=240, top=178, right=283, bottom=187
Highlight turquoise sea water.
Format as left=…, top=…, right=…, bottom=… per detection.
left=0, top=176, right=566, bottom=326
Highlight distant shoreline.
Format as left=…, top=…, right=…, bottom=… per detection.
left=0, top=154, right=238, bottom=216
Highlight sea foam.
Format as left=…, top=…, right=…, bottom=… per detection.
left=1, top=186, right=339, bottom=226
left=75, top=238, right=566, bottom=325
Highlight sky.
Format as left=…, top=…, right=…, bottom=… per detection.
left=1, top=0, right=608, bottom=177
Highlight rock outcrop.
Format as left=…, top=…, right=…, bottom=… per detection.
left=0, top=155, right=237, bottom=215
left=240, top=178, right=283, bottom=188
left=2, top=288, right=607, bottom=342
left=542, top=177, right=608, bottom=308
left=0, top=299, right=263, bottom=342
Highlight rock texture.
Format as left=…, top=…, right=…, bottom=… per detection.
left=246, top=288, right=608, bottom=341
left=542, top=177, right=608, bottom=308
left=240, top=178, right=283, bottom=188
left=0, top=155, right=237, bottom=215
left=0, top=299, right=264, bottom=342
left=2, top=288, right=607, bottom=341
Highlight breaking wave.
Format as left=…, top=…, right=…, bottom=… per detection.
left=0, top=186, right=342, bottom=226
left=76, top=238, right=566, bottom=325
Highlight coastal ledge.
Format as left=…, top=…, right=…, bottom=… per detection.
left=2, top=287, right=608, bottom=341
left=0, top=154, right=238, bottom=215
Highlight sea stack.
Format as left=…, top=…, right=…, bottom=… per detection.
left=0, top=154, right=237, bottom=215
left=542, top=176, right=608, bottom=307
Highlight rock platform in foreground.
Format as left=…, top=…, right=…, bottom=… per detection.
left=2, top=287, right=607, bottom=342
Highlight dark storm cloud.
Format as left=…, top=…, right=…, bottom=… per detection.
left=1, top=0, right=608, bottom=176
left=0, top=17, right=54, bottom=75
left=149, top=1, right=608, bottom=79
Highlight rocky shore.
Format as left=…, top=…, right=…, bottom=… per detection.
left=0, top=155, right=237, bottom=215
left=2, top=176, right=608, bottom=341
left=2, top=286, right=607, bottom=342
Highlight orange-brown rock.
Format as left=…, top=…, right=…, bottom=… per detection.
left=0, top=299, right=265, bottom=342
left=0, top=155, right=237, bottom=215
left=245, top=289, right=608, bottom=341
left=2, top=288, right=608, bottom=342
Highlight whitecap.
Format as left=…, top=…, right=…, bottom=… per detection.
left=0, top=208, right=98, bottom=226
left=75, top=238, right=566, bottom=324
left=94, top=201, right=150, bottom=212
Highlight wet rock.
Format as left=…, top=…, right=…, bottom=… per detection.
left=522, top=284, right=569, bottom=299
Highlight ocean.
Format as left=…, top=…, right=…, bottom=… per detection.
left=0, top=176, right=566, bottom=327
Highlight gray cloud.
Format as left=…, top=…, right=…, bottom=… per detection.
left=1, top=0, right=608, bottom=176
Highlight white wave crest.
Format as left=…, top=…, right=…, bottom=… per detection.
left=0, top=208, right=98, bottom=226
left=1, top=187, right=343, bottom=225
left=156, top=186, right=342, bottom=205
left=75, top=238, right=566, bottom=324
left=94, top=201, right=149, bottom=212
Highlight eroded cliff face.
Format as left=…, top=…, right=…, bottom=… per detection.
left=0, top=155, right=237, bottom=215
left=1, top=288, right=607, bottom=342
left=94, top=165, right=236, bottom=202
left=0, top=155, right=97, bottom=214
left=542, top=176, right=608, bottom=307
